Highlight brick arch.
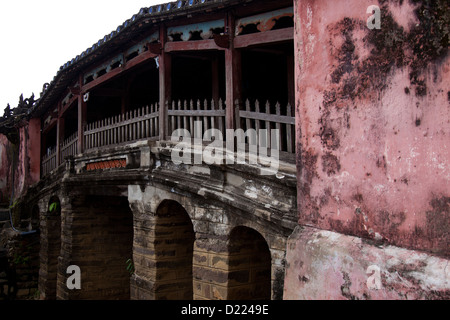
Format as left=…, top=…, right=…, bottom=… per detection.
left=227, top=226, right=272, bottom=300
left=151, top=199, right=195, bottom=299
left=47, top=195, right=61, bottom=215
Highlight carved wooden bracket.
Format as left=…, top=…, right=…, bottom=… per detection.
left=147, top=42, right=162, bottom=55
left=213, top=34, right=230, bottom=49
left=70, top=87, right=81, bottom=95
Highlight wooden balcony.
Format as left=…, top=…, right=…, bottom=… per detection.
left=41, top=99, right=295, bottom=177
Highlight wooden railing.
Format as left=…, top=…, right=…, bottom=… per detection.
left=235, top=99, right=295, bottom=153
left=84, top=103, right=159, bottom=150
left=167, top=99, right=226, bottom=138
left=41, top=98, right=295, bottom=177
left=60, top=132, right=78, bottom=163
left=42, top=147, right=57, bottom=176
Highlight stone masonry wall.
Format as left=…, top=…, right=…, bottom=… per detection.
left=57, top=195, right=133, bottom=300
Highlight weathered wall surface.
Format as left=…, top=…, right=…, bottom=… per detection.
left=294, top=0, right=449, bottom=254
left=285, top=226, right=449, bottom=299
left=0, top=134, right=10, bottom=204
left=286, top=0, right=449, bottom=299
left=0, top=119, right=40, bottom=206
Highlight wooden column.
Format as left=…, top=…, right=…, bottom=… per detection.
left=77, top=93, right=87, bottom=154
left=159, top=24, right=171, bottom=140
left=56, top=103, right=65, bottom=166
left=225, top=12, right=242, bottom=130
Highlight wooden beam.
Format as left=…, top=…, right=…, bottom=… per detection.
left=81, top=50, right=157, bottom=92
left=165, top=39, right=224, bottom=52
left=60, top=94, right=78, bottom=117
left=234, top=27, right=293, bottom=49
left=82, top=66, right=123, bottom=92
left=42, top=118, right=57, bottom=135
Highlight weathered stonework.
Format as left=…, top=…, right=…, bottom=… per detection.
left=27, top=141, right=297, bottom=300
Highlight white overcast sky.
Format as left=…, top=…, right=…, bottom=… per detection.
left=0, top=0, right=164, bottom=113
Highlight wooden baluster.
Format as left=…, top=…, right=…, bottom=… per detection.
left=265, top=100, right=271, bottom=150
left=111, top=116, right=114, bottom=145
left=177, top=100, right=182, bottom=133
left=137, top=108, right=140, bottom=140
left=107, top=118, right=111, bottom=146
left=140, top=107, right=144, bottom=139
left=128, top=110, right=132, bottom=141
left=93, top=121, right=97, bottom=148
left=275, top=102, right=282, bottom=151
left=136, top=109, right=140, bottom=140
left=210, top=99, right=216, bottom=133
left=96, top=120, right=100, bottom=147
left=203, top=99, right=209, bottom=139
left=255, top=100, right=261, bottom=147
left=219, top=99, right=225, bottom=134
left=124, top=113, right=127, bottom=142
left=104, top=118, right=108, bottom=146
left=127, top=110, right=131, bottom=141
left=93, top=122, right=96, bottom=148
left=102, top=119, right=106, bottom=146
left=189, top=100, right=194, bottom=135
left=113, top=116, right=117, bottom=145
left=182, top=100, right=187, bottom=133
left=145, top=106, right=149, bottom=138
left=132, top=110, right=136, bottom=141
left=131, top=110, right=135, bottom=141
left=154, top=103, right=158, bottom=137
left=245, top=99, right=252, bottom=132
left=87, top=123, right=90, bottom=150
left=150, top=104, right=154, bottom=137
left=119, top=114, right=123, bottom=143
left=286, top=103, right=293, bottom=153
left=170, top=101, right=175, bottom=133
left=98, top=120, right=101, bottom=147
left=109, top=116, right=114, bottom=145
left=85, top=124, right=89, bottom=150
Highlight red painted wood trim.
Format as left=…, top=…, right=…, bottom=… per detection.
left=81, top=50, right=157, bottom=92
left=234, top=27, right=294, bottom=49
left=165, top=39, right=224, bottom=52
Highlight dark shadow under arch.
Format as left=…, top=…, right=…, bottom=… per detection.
left=154, top=200, right=195, bottom=300
left=227, top=226, right=272, bottom=300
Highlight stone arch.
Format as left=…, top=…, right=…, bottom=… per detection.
left=227, top=226, right=272, bottom=300
left=152, top=199, right=195, bottom=299
left=47, top=196, right=61, bottom=215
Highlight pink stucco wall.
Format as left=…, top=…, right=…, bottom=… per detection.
left=294, top=0, right=449, bottom=256
left=284, top=0, right=450, bottom=299
left=285, top=0, right=449, bottom=300
left=0, top=134, right=10, bottom=203
left=0, top=118, right=41, bottom=203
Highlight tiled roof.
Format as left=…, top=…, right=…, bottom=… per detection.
left=32, top=0, right=244, bottom=117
